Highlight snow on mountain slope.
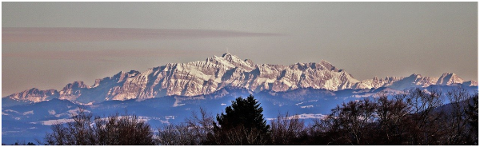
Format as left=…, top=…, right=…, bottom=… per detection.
left=437, top=73, right=464, bottom=85
left=3, top=53, right=477, bottom=104
left=7, top=88, right=58, bottom=103
left=355, top=73, right=474, bottom=90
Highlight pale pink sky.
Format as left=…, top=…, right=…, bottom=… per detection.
left=2, top=2, right=477, bottom=96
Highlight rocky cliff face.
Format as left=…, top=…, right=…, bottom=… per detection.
left=98, top=53, right=361, bottom=101
left=4, top=53, right=477, bottom=104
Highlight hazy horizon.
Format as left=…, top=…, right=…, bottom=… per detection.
left=2, top=2, right=478, bottom=97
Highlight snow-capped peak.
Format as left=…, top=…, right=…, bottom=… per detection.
left=318, top=60, right=338, bottom=71
left=62, top=81, right=89, bottom=90
left=437, top=72, right=464, bottom=85
left=355, top=72, right=470, bottom=90
left=208, top=53, right=255, bottom=70
left=7, top=88, right=58, bottom=102
left=222, top=52, right=235, bottom=58
left=4, top=53, right=477, bottom=104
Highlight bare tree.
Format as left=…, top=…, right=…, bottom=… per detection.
left=398, top=88, right=445, bottom=144
left=157, top=107, right=214, bottom=145
left=308, top=117, right=334, bottom=144
left=45, top=108, right=95, bottom=145
left=375, top=93, right=410, bottom=144
left=465, top=93, right=478, bottom=144
left=185, top=107, right=215, bottom=144
left=306, top=89, right=476, bottom=145
left=270, top=113, right=307, bottom=144
left=208, top=125, right=270, bottom=145
left=440, top=88, right=471, bottom=144
left=44, top=108, right=154, bottom=145
left=326, top=98, right=378, bottom=144
left=157, top=123, right=196, bottom=145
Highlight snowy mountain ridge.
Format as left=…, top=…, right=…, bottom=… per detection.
left=355, top=72, right=474, bottom=90
left=4, top=53, right=477, bottom=104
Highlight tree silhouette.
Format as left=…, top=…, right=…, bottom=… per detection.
left=465, top=94, right=478, bottom=144
left=207, top=95, right=270, bottom=144
left=44, top=109, right=154, bottom=145
left=42, top=90, right=478, bottom=145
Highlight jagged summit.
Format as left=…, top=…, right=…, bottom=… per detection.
left=222, top=52, right=234, bottom=57
left=4, top=53, right=477, bottom=104
left=8, top=88, right=58, bottom=102
left=437, top=73, right=463, bottom=85
left=209, top=53, right=255, bottom=70
left=354, top=72, right=472, bottom=90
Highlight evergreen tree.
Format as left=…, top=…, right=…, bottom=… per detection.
left=208, top=95, right=270, bottom=144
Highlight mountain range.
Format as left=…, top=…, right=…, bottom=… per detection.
left=2, top=53, right=478, bottom=144
left=3, top=53, right=477, bottom=105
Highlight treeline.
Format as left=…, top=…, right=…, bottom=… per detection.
left=42, top=88, right=478, bottom=145
left=44, top=110, right=155, bottom=145
left=311, top=88, right=478, bottom=145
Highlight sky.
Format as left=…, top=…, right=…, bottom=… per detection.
left=2, top=2, right=478, bottom=97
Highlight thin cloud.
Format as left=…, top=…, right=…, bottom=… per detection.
left=3, top=49, right=215, bottom=62
left=3, top=27, right=283, bottom=42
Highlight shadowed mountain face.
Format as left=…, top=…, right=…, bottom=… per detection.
left=3, top=53, right=477, bottom=105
